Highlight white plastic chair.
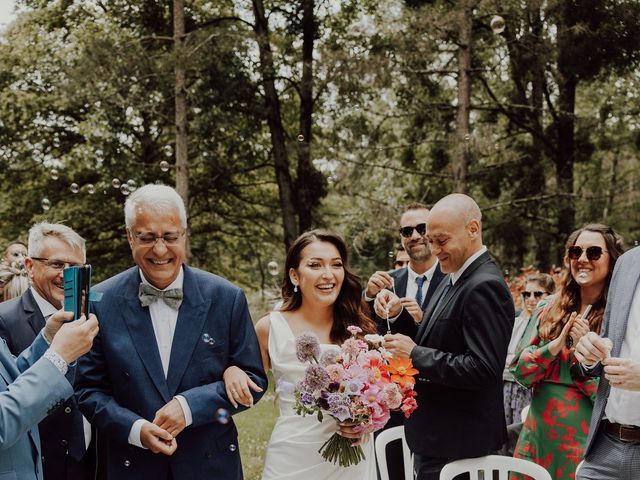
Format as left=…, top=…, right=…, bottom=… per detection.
left=439, top=455, right=552, bottom=480
left=375, top=426, right=414, bottom=480
left=520, top=404, right=530, bottom=422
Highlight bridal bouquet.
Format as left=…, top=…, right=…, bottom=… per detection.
left=292, top=326, right=418, bottom=467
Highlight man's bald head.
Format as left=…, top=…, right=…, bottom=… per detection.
left=431, top=193, right=482, bottom=225
left=426, top=194, right=483, bottom=273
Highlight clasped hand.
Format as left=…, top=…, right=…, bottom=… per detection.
left=373, top=290, right=402, bottom=319
left=142, top=398, right=186, bottom=456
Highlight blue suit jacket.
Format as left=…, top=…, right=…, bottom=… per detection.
left=0, top=290, right=88, bottom=479
left=75, top=265, right=267, bottom=480
left=0, top=333, right=73, bottom=480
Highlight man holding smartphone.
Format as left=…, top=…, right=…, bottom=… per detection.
left=0, top=222, right=97, bottom=480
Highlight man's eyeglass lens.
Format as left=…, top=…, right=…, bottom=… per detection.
left=31, top=257, right=83, bottom=270
left=522, top=291, right=546, bottom=299
left=400, top=223, right=427, bottom=238
left=134, top=232, right=183, bottom=245
left=567, top=246, right=605, bottom=261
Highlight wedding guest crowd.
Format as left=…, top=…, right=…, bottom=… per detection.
left=0, top=185, right=638, bottom=480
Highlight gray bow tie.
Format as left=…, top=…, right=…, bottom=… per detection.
left=138, top=283, right=183, bottom=310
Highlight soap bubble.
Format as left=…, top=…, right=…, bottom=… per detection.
left=70, top=183, right=80, bottom=194
left=112, top=178, right=121, bottom=188
left=120, top=184, right=130, bottom=196
left=126, top=179, right=137, bottom=190
left=297, top=134, right=304, bottom=142
left=387, top=250, right=395, bottom=258
left=490, top=15, right=505, bottom=34
left=160, top=160, right=170, bottom=172
left=202, top=333, right=210, bottom=343
left=216, top=408, right=230, bottom=424
left=50, top=169, right=59, bottom=180
left=86, top=183, right=95, bottom=194
left=41, top=198, right=51, bottom=211
left=267, top=261, right=279, bottom=277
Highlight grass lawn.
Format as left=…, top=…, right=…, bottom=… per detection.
left=235, top=374, right=278, bottom=480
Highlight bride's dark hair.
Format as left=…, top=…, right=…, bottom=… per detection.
left=280, top=230, right=376, bottom=343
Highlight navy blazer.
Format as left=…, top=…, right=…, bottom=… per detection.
left=0, top=332, right=73, bottom=480
left=0, top=290, right=88, bottom=480
left=76, top=265, right=268, bottom=480
left=365, top=263, right=446, bottom=337
left=404, top=251, right=514, bottom=459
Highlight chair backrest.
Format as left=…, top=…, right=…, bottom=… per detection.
left=375, top=426, right=414, bottom=480
left=520, top=404, right=530, bottom=422
left=440, top=455, right=552, bottom=480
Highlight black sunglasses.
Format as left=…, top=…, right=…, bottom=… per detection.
left=522, top=291, right=547, bottom=299
left=567, top=246, right=607, bottom=261
left=399, top=223, right=427, bottom=238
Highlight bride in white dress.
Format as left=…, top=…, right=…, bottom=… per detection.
left=224, top=230, right=378, bottom=480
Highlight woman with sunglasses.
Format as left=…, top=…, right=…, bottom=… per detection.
left=503, top=273, right=555, bottom=428
left=510, top=224, right=624, bottom=480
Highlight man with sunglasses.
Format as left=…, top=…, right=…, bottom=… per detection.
left=75, top=184, right=267, bottom=480
left=365, top=203, right=445, bottom=338
left=0, top=222, right=98, bottom=480
left=575, top=245, right=640, bottom=480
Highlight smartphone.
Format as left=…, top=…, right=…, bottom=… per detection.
left=63, top=265, right=92, bottom=321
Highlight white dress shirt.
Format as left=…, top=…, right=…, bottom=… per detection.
left=604, top=279, right=640, bottom=426
left=128, top=268, right=193, bottom=448
left=405, top=262, right=438, bottom=305
left=451, top=246, right=487, bottom=285
left=30, top=287, right=92, bottom=449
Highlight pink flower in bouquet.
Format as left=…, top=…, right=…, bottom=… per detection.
left=341, top=337, right=367, bottom=359
left=325, top=364, right=345, bottom=383
left=382, top=382, right=403, bottom=409
left=401, top=396, right=418, bottom=418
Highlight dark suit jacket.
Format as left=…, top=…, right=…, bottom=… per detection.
left=582, top=246, right=640, bottom=458
left=366, top=264, right=446, bottom=337
left=0, top=290, right=88, bottom=480
left=75, top=265, right=268, bottom=480
left=403, top=251, right=514, bottom=459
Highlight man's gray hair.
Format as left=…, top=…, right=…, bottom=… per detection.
left=28, top=222, right=86, bottom=261
left=124, top=184, right=187, bottom=230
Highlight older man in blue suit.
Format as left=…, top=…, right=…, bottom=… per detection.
left=0, top=311, right=99, bottom=480
left=76, top=184, right=267, bottom=480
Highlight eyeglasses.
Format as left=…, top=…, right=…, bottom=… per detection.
left=522, top=291, right=548, bottom=299
left=567, top=246, right=607, bottom=261
left=30, top=257, right=85, bottom=271
left=399, top=223, right=427, bottom=238
left=131, top=230, right=185, bottom=246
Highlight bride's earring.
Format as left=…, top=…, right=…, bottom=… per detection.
left=294, top=284, right=299, bottom=293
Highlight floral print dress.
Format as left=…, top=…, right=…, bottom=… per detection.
left=509, top=297, right=598, bottom=480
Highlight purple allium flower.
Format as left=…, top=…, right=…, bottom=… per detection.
left=295, top=331, right=321, bottom=363
left=319, top=349, right=339, bottom=367
left=303, top=364, right=331, bottom=392
left=327, top=393, right=352, bottom=421
left=300, top=392, right=316, bottom=406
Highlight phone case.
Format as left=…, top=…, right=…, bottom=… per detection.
left=63, top=265, right=92, bottom=320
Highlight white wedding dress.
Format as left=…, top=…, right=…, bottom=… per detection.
left=261, top=312, right=376, bottom=480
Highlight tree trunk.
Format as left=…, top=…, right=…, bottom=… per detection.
left=173, top=0, right=191, bottom=259
left=453, top=0, right=473, bottom=193
left=252, top=0, right=298, bottom=249
left=295, top=0, right=323, bottom=233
